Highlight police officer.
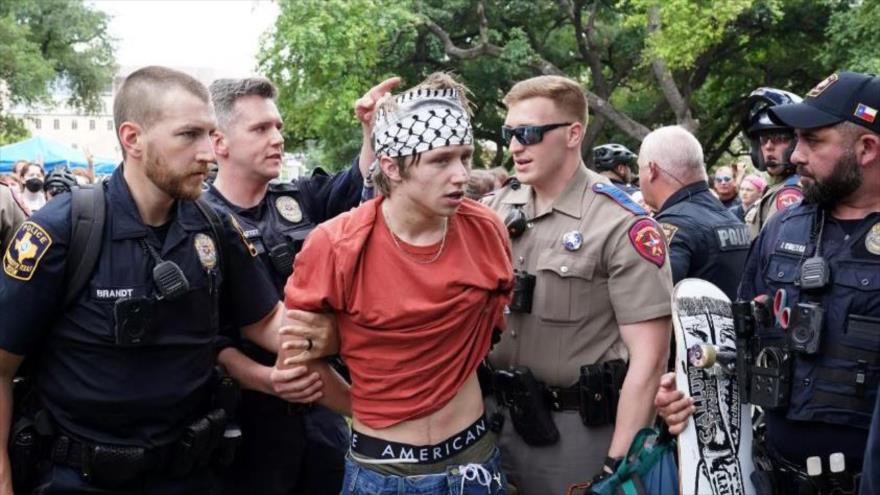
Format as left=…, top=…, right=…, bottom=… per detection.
left=638, top=126, right=749, bottom=300
left=0, top=178, right=27, bottom=252
left=742, top=87, right=805, bottom=239
left=0, top=66, right=289, bottom=494
left=205, top=76, right=396, bottom=494
left=592, top=143, right=640, bottom=195
left=657, top=71, right=880, bottom=494
left=485, top=75, right=673, bottom=494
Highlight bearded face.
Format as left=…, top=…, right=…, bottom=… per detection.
left=143, top=141, right=207, bottom=201
left=800, top=148, right=863, bottom=208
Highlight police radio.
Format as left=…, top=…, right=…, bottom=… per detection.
left=509, top=270, right=535, bottom=313
left=153, top=260, right=190, bottom=300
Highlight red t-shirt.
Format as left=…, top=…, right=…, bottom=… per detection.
left=284, top=197, right=513, bottom=428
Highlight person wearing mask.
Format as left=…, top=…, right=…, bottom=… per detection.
left=19, top=163, right=46, bottom=213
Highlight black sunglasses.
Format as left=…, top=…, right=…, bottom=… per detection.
left=501, top=122, right=572, bottom=146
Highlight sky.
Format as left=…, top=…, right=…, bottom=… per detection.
left=91, top=0, right=280, bottom=78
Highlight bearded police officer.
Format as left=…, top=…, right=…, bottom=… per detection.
left=742, top=87, right=805, bottom=239
left=657, top=71, right=880, bottom=494
left=485, top=75, right=673, bottom=494
left=592, top=143, right=640, bottom=195
left=638, top=126, right=749, bottom=300
left=205, top=76, right=397, bottom=495
left=0, top=66, right=288, bottom=494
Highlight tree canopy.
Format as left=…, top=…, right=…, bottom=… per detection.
left=0, top=0, right=116, bottom=144
left=260, top=0, right=869, bottom=171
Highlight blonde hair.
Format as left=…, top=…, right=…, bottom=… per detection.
left=503, top=75, right=588, bottom=126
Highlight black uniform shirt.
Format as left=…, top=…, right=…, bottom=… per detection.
left=0, top=167, right=278, bottom=447
left=655, top=181, right=749, bottom=299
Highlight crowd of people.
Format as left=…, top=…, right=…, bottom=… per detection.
left=0, top=64, right=878, bottom=495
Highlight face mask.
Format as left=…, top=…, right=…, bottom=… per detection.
left=24, top=178, right=44, bottom=193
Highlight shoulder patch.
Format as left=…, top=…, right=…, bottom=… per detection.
left=660, top=222, right=679, bottom=242
left=628, top=218, right=666, bottom=268
left=593, top=182, right=647, bottom=216
left=4, top=221, right=53, bottom=281
left=775, top=187, right=803, bottom=211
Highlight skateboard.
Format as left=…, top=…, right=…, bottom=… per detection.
left=672, top=278, right=756, bottom=495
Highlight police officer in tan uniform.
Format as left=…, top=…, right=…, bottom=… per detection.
left=484, top=75, right=673, bottom=495
left=0, top=179, right=27, bottom=252
left=741, top=87, right=804, bottom=239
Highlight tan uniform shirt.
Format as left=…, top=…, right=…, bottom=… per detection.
left=485, top=166, right=673, bottom=387
left=0, top=182, right=27, bottom=254
left=745, top=177, right=802, bottom=240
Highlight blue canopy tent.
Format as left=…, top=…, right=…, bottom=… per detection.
left=0, top=136, right=118, bottom=175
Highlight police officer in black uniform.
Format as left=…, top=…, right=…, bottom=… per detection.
left=657, top=71, right=880, bottom=494
left=205, top=76, right=399, bottom=495
left=637, top=125, right=749, bottom=300
left=0, top=66, right=287, bottom=494
left=592, top=143, right=640, bottom=195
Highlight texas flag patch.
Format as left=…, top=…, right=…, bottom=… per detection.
left=855, top=103, right=877, bottom=124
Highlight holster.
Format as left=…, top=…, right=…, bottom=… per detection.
left=578, top=359, right=627, bottom=427
left=494, top=366, right=559, bottom=446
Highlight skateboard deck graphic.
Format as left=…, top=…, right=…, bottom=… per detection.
left=672, top=279, right=755, bottom=495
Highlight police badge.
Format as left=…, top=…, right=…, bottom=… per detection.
left=275, top=196, right=303, bottom=223
left=193, top=233, right=217, bottom=270
left=866, top=223, right=880, bottom=256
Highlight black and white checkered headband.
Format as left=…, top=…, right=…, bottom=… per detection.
left=373, top=88, right=473, bottom=158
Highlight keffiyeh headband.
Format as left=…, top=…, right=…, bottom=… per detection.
left=373, top=88, right=473, bottom=158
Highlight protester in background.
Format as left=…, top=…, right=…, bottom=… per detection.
left=11, top=160, right=29, bottom=179
left=0, top=180, right=27, bottom=253
left=18, top=162, right=46, bottom=213
left=465, top=169, right=496, bottom=199
left=71, top=168, right=92, bottom=185
left=489, top=166, right=509, bottom=190
left=730, top=174, right=766, bottom=221
left=711, top=165, right=741, bottom=209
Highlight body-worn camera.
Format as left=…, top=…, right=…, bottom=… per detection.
left=493, top=367, right=559, bottom=446
left=504, top=208, right=527, bottom=240
left=788, top=302, right=824, bottom=355
left=509, top=271, right=536, bottom=314
left=750, top=346, right=792, bottom=410
left=113, top=297, right=155, bottom=346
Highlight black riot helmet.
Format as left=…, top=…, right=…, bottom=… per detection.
left=741, top=87, right=801, bottom=172
left=593, top=143, right=637, bottom=173
left=44, top=166, right=78, bottom=197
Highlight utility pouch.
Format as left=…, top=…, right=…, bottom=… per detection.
left=578, top=363, right=610, bottom=426
left=85, top=444, right=147, bottom=489
left=494, top=367, right=559, bottom=446
left=215, top=425, right=242, bottom=467
left=10, top=417, right=39, bottom=494
left=168, top=409, right=227, bottom=477
left=212, top=366, right=241, bottom=420
left=750, top=347, right=792, bottom=409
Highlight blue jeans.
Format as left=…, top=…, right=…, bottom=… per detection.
left=340, top=448, right=508, bottom=495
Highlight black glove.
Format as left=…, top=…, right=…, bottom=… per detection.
left=591, top=456, right=622, bottom=485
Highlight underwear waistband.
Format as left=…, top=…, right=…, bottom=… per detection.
left=350, top=415, right=488, bottom=464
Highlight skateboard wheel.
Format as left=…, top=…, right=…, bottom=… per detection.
left=688, top=344, right=716, bottom=368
